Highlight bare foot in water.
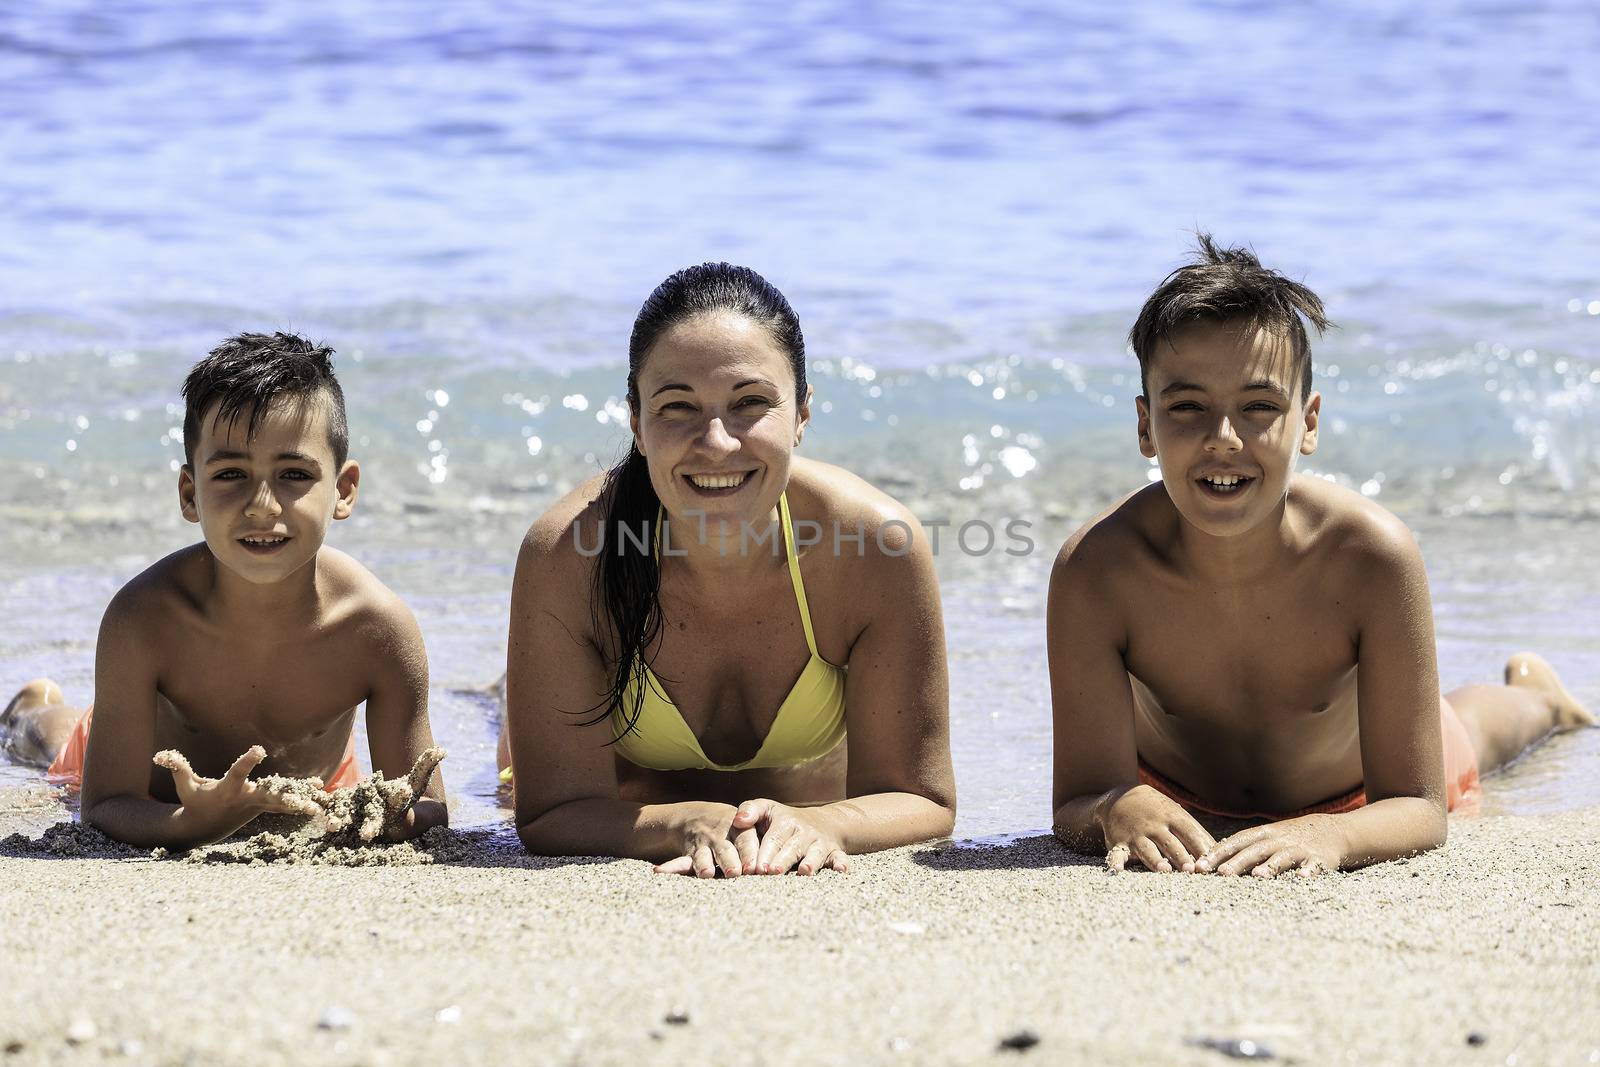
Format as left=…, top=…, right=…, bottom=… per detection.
left=1506, top=653, right=1596, bottom=729
left=2, top=678, right=79, bottom=766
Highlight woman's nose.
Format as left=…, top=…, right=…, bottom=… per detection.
left=698, top=416, right=739, bottom=454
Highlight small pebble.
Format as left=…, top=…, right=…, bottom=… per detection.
left=435, top=1006, right=461, bottom=1025
left=65, top=1017, right=97, bottom=1045
left=1187, top=1036, right=1276, bottom=1060
left=888, top=1036, right=913, bottom=1053
left=4, top=1040, right=25, bottom=1055
left=998, top=1030, right=1040, bottom=1052
left=1467, top=1031, right=1488, bottom=1047
left=117, top=1039, right=143, bottom=1057
left=317, top=1007, right=355, bottom=1031
left=664, top=1007, right=691, bottom=1026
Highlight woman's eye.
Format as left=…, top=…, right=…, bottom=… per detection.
left=737, top=395, right=772, bottom=409
left=660, top=401, right=693, bottom=413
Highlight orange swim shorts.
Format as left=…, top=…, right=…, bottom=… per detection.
left=46, top=706, right=362, bottom=792
left=1138, top=695, right=1482, bottom=819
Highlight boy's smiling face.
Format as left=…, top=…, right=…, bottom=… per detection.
left=178, top=394, right=359, bottom=585
left=1136, top=319, right=1320, bottom=538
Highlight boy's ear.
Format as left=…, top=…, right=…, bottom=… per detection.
left=178, top=465, right=199, bottom=524
left=794, top=384, right=814, bottom=447
left=333, top=460, right=360, bottom=520
left=1299, top=392, right=1321, bottom=455
left=1135, top=396, right=1156, bottom=459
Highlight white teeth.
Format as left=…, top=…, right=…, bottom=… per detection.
left=242, top=536, right=286, bottom=545
left=1203, top=475, right=1245, bottom=488
left=689, top=472, right=748, bottom=490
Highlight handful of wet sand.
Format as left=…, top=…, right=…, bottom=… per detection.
left=177, top=746, right=447, bottom=866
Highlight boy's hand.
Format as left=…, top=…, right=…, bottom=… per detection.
left=731, top=798, right=849, bottom=876
left=1195, top=813, right=1344, bottom=877
left=380, top=746, right=448, bottom=842
left=153, top=746, right=323, bottom=830
left=652, top=801, right=757, bottom=879
left=1100, top=784, right=1216, bottom=873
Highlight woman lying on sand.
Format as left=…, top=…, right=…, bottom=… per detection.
left=498, top=263, right=956, bottom=876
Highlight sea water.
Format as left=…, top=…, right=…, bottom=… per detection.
left=2, top=1, right=1597, bottom=835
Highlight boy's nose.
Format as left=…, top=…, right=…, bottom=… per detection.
left=1204, top=415, right=1243, bottom=452
left=243, top=480, right=282, bottom=517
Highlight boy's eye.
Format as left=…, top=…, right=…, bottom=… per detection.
left=213, top=469, right=245, bottom=480
left=281, top=469, right=313, bottom=480
left=1167, top=401, right=1202, bottom=412
left=1245, top=402, right=1281, bottom=413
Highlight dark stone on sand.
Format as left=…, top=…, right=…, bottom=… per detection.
left=664, top=1007, right=691, bottom=1025
left=4, top=1040, right=25, bottom=1055
left=1466, top=1031, right=1488, bottom=1046
left=998, top=1030, right=1040, bottom=1052
left=1187, top=1036, right=1276, bottom=1059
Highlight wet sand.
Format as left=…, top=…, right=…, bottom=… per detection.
left=1, top=789, right=1596, bottom=1066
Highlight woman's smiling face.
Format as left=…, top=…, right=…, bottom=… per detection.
left=631, top=310, right=810, bottom=532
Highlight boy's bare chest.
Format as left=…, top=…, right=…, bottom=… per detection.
left=155, top=629, right=371, bottom=749
left=1124, top=578, right=1358, bottom=721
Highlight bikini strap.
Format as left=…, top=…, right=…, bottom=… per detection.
left=778, top=492, right=820, bottom=656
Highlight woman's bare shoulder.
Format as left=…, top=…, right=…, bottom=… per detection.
left=787, top=457, right=919, bottom=538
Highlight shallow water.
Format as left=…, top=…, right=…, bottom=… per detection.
left=2, top=1, right=1597, bottom=834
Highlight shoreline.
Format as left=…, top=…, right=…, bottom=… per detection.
left=3, top=790, right=1596, bottom=1065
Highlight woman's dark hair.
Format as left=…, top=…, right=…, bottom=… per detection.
left=589, top=262, right=807, bottom=736
left=1129, top=234, right=1332, bottom=402
left=181, top=332, right=348, bottom=467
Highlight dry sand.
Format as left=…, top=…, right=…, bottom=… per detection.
left=1, top=785, right=1596, bottom=1066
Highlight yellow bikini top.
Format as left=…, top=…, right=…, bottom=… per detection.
left=612, top=491, right=847, bottom=772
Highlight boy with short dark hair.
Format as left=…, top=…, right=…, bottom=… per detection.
left=4, top=332, right=447, bottom=847
left=1049, top=237, right=1592, bottom=876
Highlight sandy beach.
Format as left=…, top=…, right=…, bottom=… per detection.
left=3, top=786, right=1595, bottom=1067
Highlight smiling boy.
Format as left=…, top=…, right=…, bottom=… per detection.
left=7, top=333, right=448, bottom=848
left=1048, top=237, right=1592, bottom=876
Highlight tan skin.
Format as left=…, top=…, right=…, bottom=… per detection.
left=501, top=310, right=956, bottom=877
left=65, top=397, right=448, bottom=848
left=1049, top=320, right=1592, bottom=877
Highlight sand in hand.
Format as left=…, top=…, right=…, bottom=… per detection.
left=0, top=747, right=451, bottom=866
left=170, top=746, right=449, bottom=865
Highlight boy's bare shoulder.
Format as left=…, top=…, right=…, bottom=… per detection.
left=1290, top=475, right=1424, bottom=577
left=313, top=547, right=421, bottom=636
left=1053, top=484, right=1168, bottom=586
left=99, top=544, right=213, bottom=634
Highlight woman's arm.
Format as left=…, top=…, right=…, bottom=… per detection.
left=506, top=501, right=753, bottom=875
left=773, top=506, right=957, bottom=858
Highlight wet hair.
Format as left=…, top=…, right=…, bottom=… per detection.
left=181, top=332, right=349, bottom=468
left=588, top=262, right=807, bottom=735
left=1129, top=234, right=1332, bottom=401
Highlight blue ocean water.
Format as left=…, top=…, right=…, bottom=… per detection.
left=2, top=1, right=1597, bottom=832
